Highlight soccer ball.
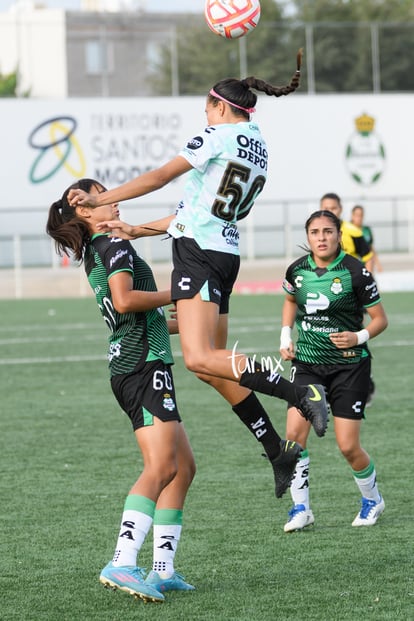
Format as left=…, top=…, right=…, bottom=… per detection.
left=204, top=0, right=261, bottom=39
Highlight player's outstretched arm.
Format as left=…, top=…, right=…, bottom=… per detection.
left=97, top=214, right=175, bottom=239
left=68, top=156, right=192, bottom=207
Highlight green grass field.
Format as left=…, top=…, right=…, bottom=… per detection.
left=0, top=292, right=413, bottom=621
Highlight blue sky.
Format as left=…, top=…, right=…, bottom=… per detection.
left=3, top=1, right=204, bottom=11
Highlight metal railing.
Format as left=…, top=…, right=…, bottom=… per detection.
left=1, top=195, right=413, bottom=269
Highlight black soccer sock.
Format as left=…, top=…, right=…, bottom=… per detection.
left=232, top=391, right=282, bottom=461
left=239, top=360, right=307, bottom=404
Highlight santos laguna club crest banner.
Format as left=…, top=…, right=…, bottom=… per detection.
left=345, top=112, right=386, bottom=186
left=0, top=94, right=412, bottom=209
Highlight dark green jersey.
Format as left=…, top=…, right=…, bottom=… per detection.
left=283, top=250, right=381, bottom=365
left=84, top=234, right=173, bottom=377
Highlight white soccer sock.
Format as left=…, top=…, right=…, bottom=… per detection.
left=352, top=461, right=381, bottom=503
left=112, top=495, right=155, bottom=567
left=152, top=509, right=183, bottom=577
left=289, top=450, right=310, bottom=509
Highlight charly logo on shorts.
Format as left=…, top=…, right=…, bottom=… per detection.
left=186, top=136, right=204, bottom=150
left=163, top=394, right=176, bottom=411
left=178, top=276, right=191, bottom=291
left=28, top=116, right=86, bottom=183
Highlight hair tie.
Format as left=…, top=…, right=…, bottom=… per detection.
left=209, top=88, right=256, bottom=114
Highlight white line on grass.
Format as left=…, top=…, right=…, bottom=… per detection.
left=1, top=340, right=413, bottom=365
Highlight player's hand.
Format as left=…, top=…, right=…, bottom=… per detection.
left=168, top=304, right=177, bottom=321
left=68, top=188, right=96, bottom=207
left=280, top=342, right=295, bottom=361
left=96, top=219, right=137, bottom=239
left=329, top=331, right=357, bottom=349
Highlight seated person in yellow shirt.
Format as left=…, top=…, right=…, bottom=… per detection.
left=320, top=193, right=374, bottom=272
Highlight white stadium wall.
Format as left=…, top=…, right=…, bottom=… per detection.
left=0, top=9, right=68, bottom=98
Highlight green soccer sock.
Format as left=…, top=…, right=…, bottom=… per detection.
left=352, top=461, right=381, bottom=503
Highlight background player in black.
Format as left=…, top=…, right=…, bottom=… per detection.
left=47, top=179, right=196, bottom=603
left=279, top=210, right=388, bottom=531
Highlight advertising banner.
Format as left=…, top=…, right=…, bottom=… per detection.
left=0, top=94, right=411, bottom=210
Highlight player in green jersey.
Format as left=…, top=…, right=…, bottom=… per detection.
left=47, top=178, right=196, bottom=603
left=67, top=52, right=330, bottom=500
left=351, top=204, right=383, bottom=274
left=279, top=210, right=388, bottom=531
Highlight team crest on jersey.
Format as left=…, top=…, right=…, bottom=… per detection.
left=330, top=277, right=343, bottom=295
left=186, top=136, right=203, bottom=150
left=163, top=393, right=176, bottom=411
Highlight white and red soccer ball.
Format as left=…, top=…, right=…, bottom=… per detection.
left=204, top=0, right=261, bottom=39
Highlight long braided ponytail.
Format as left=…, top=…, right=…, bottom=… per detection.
left=241, top=48, right=303, bottom=97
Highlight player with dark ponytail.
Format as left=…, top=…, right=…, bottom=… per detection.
left=47, top=178, right=196, bottom=603
left=207, top=49, right=302, bottom=118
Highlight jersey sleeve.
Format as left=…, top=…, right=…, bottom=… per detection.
left=282, top=272, right=296, bottom=295
left=282, top=256, right=305, bottom=295
left=94, top=235, right=134, bottom=279
left=179, top=127, right=219, bottom=172
left=349, top=257, right=381, bottom=307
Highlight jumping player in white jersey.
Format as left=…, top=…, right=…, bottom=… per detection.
left=68, top=51, right=329, bottom=500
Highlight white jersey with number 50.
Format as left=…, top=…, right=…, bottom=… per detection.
left=167, top=122, right=268, bottom=255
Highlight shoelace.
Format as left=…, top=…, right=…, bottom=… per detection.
left=127, top=566, right=147, bottom=580
left=288, top=504, right=306, bottom=518
left=359, top=498, right=377, bottom=518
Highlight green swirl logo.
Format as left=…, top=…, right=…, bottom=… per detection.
left=28, top=116, right=86, bottom=183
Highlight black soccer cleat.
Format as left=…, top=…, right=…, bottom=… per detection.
left=297, top=384, right=329, bottom=438
left=270, top=440, right=303, bottom=499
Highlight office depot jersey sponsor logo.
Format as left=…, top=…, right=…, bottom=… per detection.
left=236, top=134, right=268, bottom=170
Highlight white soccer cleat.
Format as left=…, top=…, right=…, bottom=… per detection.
left=284, top=504, right=315, bottom=533
left=352, top=496, right=385, bottom=527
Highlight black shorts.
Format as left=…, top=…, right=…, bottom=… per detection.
left=289, top=357, right=372, bottom=420
left=110, top=360, right=181, bottom=431
left=171, top=237, right=240, bottom=314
